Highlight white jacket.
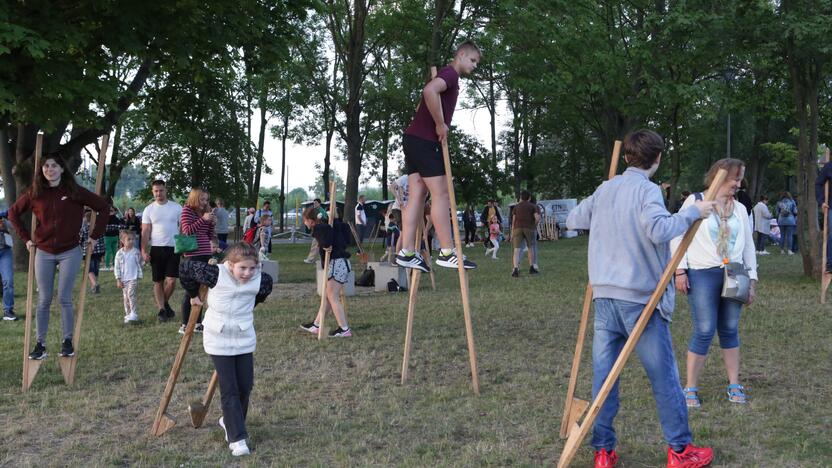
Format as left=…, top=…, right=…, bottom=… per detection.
left=671, top=195, right=758, bottom=281
left=753, top=202, right=772, bottom=234
left=202, top=262, right=261, bottom=356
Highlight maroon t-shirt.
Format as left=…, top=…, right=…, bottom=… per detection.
left=404, top=65, right=459, bottom=142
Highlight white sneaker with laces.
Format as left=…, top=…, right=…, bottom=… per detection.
left=229, top=439, right=250, bottom=456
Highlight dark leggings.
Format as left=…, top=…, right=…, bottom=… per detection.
left=181, top=255, right=211, bottom=325
left=464, top=224, right=477, bottom=243
left=211, top=353, right=254, bottom=443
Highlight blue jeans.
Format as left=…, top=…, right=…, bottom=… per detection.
left=591, top=298, right=691, bottom=451
left=0, top=247, right=14, bottom=312
left=687, top=267, right=742, bottom=355
left=780, top=225, right=795, bottom=252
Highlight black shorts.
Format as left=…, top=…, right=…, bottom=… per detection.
left=403, top=134, right=445, bottom=178
left=150, top=246, right=180, bottom=282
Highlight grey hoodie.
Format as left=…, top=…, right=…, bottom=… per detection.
left=566, top=167, right=700, bottom=320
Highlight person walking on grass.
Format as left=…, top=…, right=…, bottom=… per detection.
left=102, top=205, right=124, bottom=270
left=253, top=201, right=273, bottom=253
left=178, top=187, right=219, bottom=335
left=672, top=158, right=758, bottom=409
left=775, top=191, right=797, bottom=255
left=141, top=180, right=182, bottom=323
left=213, top=198, right=230, bottom=249
left=815, top=158, right=832, bottom=272
left=180, top=242, right=273, bottom=457
left=463, top=205, right=477, bottom=247
left=566, top=129, right=716, bottom=468
left=510, top=190, right=540, bottom=277
left=9, top=154, right=108, bottom=360
left=255, top=215, right=272, bottom=259
left=753, top=195, right=772, bottom=255
left=0, top=213, right=16, bottom=321
left=123, top=207, right=142, bottom=250
left=355, top=194, right=368, bottom=243
left=299, top=207, right=353, bottom=337
left=396, top=40, right=481, bottom=273
left=484, top=215, right=501, bottom=260
left=79, top=209, right=106, bottom=294
left=304, top=199, right=328, bottom=264
left=115, top=230, right=143, bottom=323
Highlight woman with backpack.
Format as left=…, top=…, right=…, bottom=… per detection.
left=775, top=191, right=798, bottom=255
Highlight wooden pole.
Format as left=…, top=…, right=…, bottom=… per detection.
left=400, top=221, right=423, bottom=384
left=60, top=134, right=109, bottom=386
left=21, top=132, right=44, bottom=392
left=557, top=169, right=727, bottom=468
left=822, top=148, right=830, bottom=303
left=559, top=140, right=621, bottom=437
left=317, top=182, right=337, bottom=340
left=151, top=285, right=209, bottom=436
left=433, top=66, right=480, bottom=395
left=421, top=220, right=436, bottom=290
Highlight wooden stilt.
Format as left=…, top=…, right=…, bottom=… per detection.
left=60, top=134, right=109, bottom=386
left=421, top=221, right=436, bottom=290
left=22, top=132, right=44, bottom=392
left=400, top=221, right=424, bottom=384
left=188, top=370, right=219, bottom=428
left=556, top=169, right=727, bottom=468
left=822, top=148, right=830, bottom=303
left=151, top=285, right=208, bottom=436
left=317, top=182, right=338, bottom=340
left=559, top=140, right=621, bottom=437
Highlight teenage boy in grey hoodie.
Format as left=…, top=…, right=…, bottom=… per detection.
left=566, top=130, right=716, bottom=468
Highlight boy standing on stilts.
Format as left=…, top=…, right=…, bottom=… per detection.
left=566, top=130, right=716, bottom=468
left=396, top=40, right=481, bottom=272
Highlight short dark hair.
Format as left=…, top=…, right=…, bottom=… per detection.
left=263, top=200, right=270, bottom=205
left=622, top=130, right=664, bottom=169
left=152, top=179, right=166, bottom=187
left=520, top=190, right=531, bottom=201
left=456, top=40, right=481, bottom=57
left=313, top=198, right=322, bottom=204
left=760, top=195, right=768, bottom=201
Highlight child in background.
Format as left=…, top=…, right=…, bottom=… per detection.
left=484, top=215, right=501, bottom=259
left=381, top=209, right=401, bottom=263
left=256, top=215, right=272, bottom=260
left=79, top=209, right=106, bottom=294
left=299, top=207, right=353, bottom=337
left=114, top=230, right=143, bottom=323
left=180, top=243, right=274, bottom=457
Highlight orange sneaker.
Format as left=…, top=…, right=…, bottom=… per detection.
left=594, top=448, right=619, bottom=468
left=667, top=444, right=713, bottom=468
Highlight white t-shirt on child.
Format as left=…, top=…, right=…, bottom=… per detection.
left=142, top=201, right=182, bottom=247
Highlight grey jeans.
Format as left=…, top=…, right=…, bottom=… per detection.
left=35, top=247, right=82, bottom=343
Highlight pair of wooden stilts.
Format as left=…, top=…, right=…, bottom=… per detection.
left=556, top=142, right=728, bottom=467
left=399, top=67, right=479, bottom=394
left=22, top=132, right=107, bottom=392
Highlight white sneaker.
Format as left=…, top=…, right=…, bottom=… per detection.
left=229, top=439, right=250, bottom=456
left=759, top=251, right=770, bottom=256
left=126, top=312, right=139, bottom=322
left=303, top=258, right=315, bottom=264
left=788, top=250, right=795, bottom=255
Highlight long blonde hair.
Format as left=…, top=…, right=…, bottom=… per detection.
left=185, top=187, right=210, bottom=214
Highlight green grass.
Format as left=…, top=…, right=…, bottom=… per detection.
left=0, top=238, right=830, bottom=467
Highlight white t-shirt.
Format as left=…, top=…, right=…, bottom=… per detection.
left=142, top=201, right=182, bottom=247
left=355, top=202, right=367, bottom=225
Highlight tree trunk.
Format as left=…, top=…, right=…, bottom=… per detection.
left=252, top=102, right=268, bottom=207
left=279, top=113, right=289, bottom=232
left=381, top=118, right=390, bottom=200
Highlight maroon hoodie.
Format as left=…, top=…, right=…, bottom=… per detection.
left=9, top=185, right=108, bottom=254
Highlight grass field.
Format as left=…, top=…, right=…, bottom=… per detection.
left=0, top=238, right=830, bottom=467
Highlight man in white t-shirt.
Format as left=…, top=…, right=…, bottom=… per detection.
left=355, top=194, right=368, bottom=243
left=141, top=180, right=183, bottom=323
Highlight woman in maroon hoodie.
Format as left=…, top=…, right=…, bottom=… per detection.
left=9, top=154, right=108, bottom=360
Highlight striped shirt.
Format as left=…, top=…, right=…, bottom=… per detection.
left=180, top=206, right=215, bottom=257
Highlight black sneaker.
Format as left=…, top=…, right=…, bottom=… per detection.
left=3, top=309, right=17, bottom=321
left=329, top=327, right=353, bottom=337
left=164, top=303, right=176, bottom=318
left=299, top=322, right=320, bottom=334
left=436, top=251, right=477, bottom=270
left=158, top=309, right=169, bottom=323
left=60, top=339, right=75, bottom=357
left=511, top=268, right=519, bottom=277
left=28, top=342, right=47, bottom=360
left=529, top=266, right=539, bottom=275
left=396, top=251, right=430, bottom=272
left=93, top=284, right=101, bottom=294
left=194, top=323, right=204, bottom=333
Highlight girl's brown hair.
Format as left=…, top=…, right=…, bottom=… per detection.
left=703, top=158, right=745, bottom=189
left=31, top=154, right=82, bottom=199
left=119, top=229, right=134, bottom=242
left=303, top=206, right=324, bottom=223
left=224, top=242, right=260, bottom=265
left=185, top=187, right=210, bottom=214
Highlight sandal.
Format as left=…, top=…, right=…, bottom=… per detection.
left=726, top=384, right=748, bottom=404
left=683, top=387, right=701, bottom=408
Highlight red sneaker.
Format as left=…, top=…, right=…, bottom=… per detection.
left=667, top=444, right=713, bottom=468
left=594, top=448, right=619, bottom=468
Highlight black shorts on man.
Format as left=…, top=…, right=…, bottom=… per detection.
left=403, top=134, right=445, bottom=178
left=150, top=246, right=180, bottom=282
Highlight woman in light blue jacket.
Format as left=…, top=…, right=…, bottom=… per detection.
left=775, top=191, right=797, bottom=255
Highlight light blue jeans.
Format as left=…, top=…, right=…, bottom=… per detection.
left=0, top=246, right=14, bottom=312
left=35, top=247, right=82, bottom=343
left=686, top=267, right=742, bottom=355
left=591, top=298, right=691, bottom=451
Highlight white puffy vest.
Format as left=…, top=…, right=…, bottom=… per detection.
left=201, top=262, right=261, bottom=356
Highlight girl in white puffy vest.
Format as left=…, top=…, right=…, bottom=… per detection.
left=179, top=242, right=273, bottom=457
